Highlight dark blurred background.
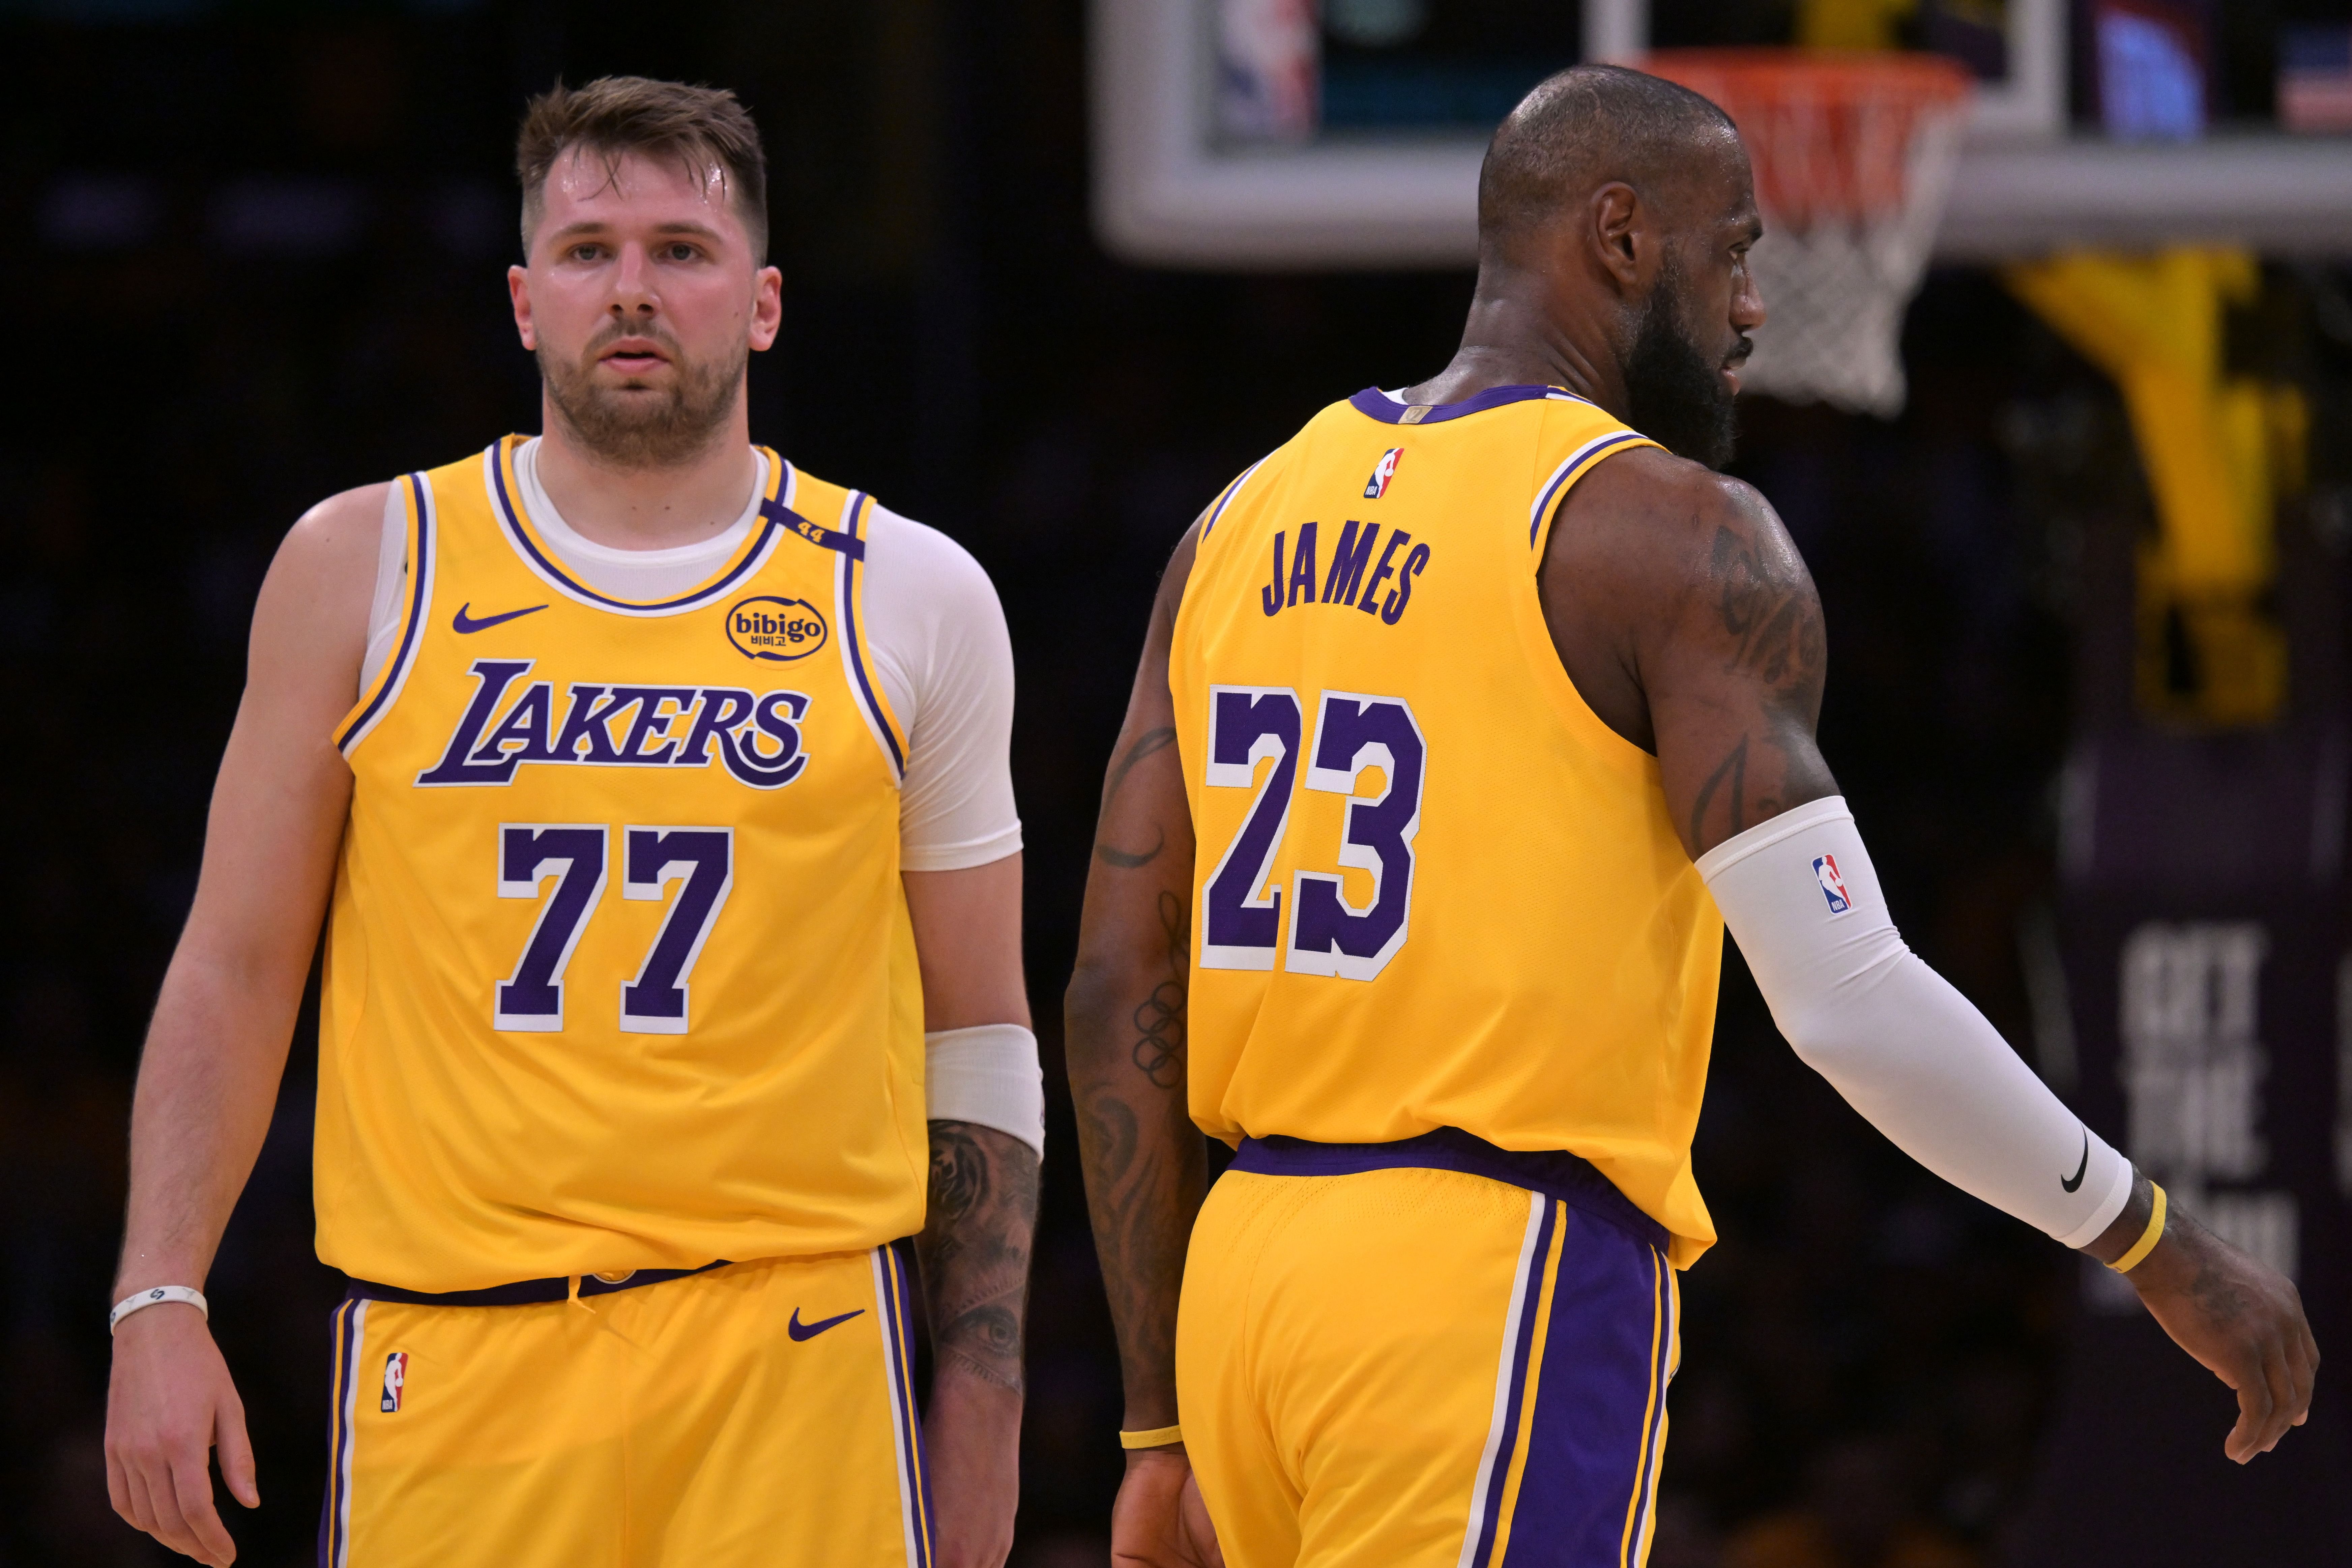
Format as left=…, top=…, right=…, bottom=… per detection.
left=4, top=2, right=2350, bottom=1565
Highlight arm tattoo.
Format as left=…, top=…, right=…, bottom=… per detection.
left=1130, top=890, right=1189, bottom=1088
left=1689, top=734, right=1749, bottom=848
left=1708, top=525, right=1826, bottom=696
left=1095, top=726, right=1179, bottom=868
left=918, top=1120, right=1039, bottom=1394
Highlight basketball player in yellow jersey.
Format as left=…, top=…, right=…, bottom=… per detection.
left=104, top=80, right=1038, bottom=1568
left=1069, top=65, right=2317, bottom=1568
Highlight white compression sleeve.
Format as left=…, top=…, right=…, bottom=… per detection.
left=1698, top=797, right=2130, bottom=1248
left=925, top=1024, right=1046, bottom=1160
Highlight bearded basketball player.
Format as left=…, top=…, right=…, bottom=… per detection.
left=1068, top=65, right=2316, bottom=1568
left=105, top=79, right=1038, bottom=1568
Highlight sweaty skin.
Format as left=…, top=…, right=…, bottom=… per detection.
left=106, top=149, right=1035, bottom=1568
left=1068, top=109, right=2314, bottom=1568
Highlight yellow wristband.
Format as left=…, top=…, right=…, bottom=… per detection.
left=1120, top=1424, right=1183, bottom=1450
left=2109, top=1183, right=2167, bottom=1274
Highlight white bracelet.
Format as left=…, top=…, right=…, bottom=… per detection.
left=110, top=1285, right=208, bottom=1335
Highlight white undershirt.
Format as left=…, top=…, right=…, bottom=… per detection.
left=362, top=440, right=1022, bottom=871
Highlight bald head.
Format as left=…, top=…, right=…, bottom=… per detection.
left=1479, top=65, right=1740, bottom=259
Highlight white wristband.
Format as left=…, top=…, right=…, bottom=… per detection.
left=925, top=1023, right=1047, bottom=1159
left=110, top=1285, right=209, bottom=1335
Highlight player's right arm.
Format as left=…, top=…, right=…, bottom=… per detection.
left=1066, top=523, right=1224, bottom=1568
left=106, top=483, right=384, bottom=1567
left=1546, top=447, right=2317, bottom=1465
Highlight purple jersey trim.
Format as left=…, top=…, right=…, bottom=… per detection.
left=835, top=491, right=907, bottom=779
left=1229, top=1126, right=1668, bottom=1252
left=342, top=1259, right=731, bottom=1308
left=1347, top=384, right=1592, bottom=425
left=1529, top=431, right=1653, bottom=548
left=488, top=442, right=782, bottom=613
left=335, top=472, right=433, bottom=753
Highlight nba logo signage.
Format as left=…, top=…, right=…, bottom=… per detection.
left=1812, top=854, right=1852, bottom=915
left=1363, top=448, right=1403, bottom=499
left=381, top=1352, right=408, bottom=1413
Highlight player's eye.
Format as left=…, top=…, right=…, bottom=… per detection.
left=568, top=243, right=604, bottom=262
left=662, top=242, right=700, bottom=261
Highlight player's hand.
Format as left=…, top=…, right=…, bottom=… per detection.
left=2129, top=1207, right=2319, bottom=1463
left=1111, top=1448, right=1223, bottom=1568
left=105, top=1304, right=258, bottom=1565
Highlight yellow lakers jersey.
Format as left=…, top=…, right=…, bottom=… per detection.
left=1171, top=386, right=1724, bottom=1265
left=320, top=439, right=925, bottom=1292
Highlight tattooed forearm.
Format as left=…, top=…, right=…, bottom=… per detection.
left=1130, top=890, right=1189, bottom=1088
left=1070, top=1074, right=1206, bottom=1422
left=1096, top=727, right=1180, bottom=867
left=918, top=1120, right=1040, bottom=1393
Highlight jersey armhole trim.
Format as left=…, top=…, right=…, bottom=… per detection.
left=1528, top=430, right=1659, bottom=554
left=836, top=490, right=909, bottom=782
left=335, top=472, right=434, bottom=756
left=1515, top=429, right=1668, bottom=785
left=1198, top=453, right=1272, bottom=540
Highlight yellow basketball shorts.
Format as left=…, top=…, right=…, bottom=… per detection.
left=317, top=1250, right=932, bottom=1567
left=1176, top=1134, right=1680, bottom=1568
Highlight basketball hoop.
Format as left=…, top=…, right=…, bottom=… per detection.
left=1642, top=51, right=1975, bottom=418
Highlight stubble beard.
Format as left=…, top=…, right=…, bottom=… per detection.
left=540, top=328, right=748, bottom=471
left=1623, top=254, right=1743, bottom=472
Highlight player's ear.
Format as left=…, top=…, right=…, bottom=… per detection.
left=508, top=264, right=537, bottom=351
left=1591, top=182, right=1643, bottom=290
left=750, top=264, right=783, bottom=353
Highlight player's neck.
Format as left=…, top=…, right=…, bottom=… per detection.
left=531, top=407, right=760, bottom=553
left=1402, top=270, right=1630, bottom=421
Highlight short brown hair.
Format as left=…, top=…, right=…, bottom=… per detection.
left=516, top=76, right=770, bottom=263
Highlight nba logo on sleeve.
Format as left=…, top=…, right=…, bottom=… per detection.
left=1812, top=854, right=1852, bottom=915
left=380, top=1352, right=408, bottom=1413
left=1363, top=448, right=1403, bottom=499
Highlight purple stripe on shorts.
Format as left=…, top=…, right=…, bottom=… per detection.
left=1496, top=1211, right=1669, bottom=1567
left=1467, top=1198, right=1561, bottom=1567
left=883, top=1244, right=937, bottom=1567
left=317, top=1299, right=360, bottom=1568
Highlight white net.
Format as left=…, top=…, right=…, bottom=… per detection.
left=1644, top=52, right=1975, bottom=419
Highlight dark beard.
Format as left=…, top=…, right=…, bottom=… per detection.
left=540, top=326, right=746, bottom=469
left=1624, top=261, right=1741, bottom=471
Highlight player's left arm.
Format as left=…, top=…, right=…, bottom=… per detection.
left=905, top=855, right=1038, bottom=1568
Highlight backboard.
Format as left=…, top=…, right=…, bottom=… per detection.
left=1092, top=0, right=2352, bottom=268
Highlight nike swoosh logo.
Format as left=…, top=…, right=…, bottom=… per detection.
left=787, top=1306, right=865, bottom=1342
left=452, top=602, right=549, bottom=634
left=2061, top=1132, right=2089, bottom=1193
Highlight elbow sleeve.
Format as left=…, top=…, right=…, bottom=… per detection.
left=1697, top=798, right=2129, bottom=1248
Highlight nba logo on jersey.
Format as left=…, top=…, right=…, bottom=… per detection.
left=381, top=1352, right=408, bottom=1413
left=1363, top=448, right=1403, bottom=499
left=1812, top=854, right=1852, bottom=915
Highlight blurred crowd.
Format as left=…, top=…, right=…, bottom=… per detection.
left=4, top=4, right=2343, bottom=1566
